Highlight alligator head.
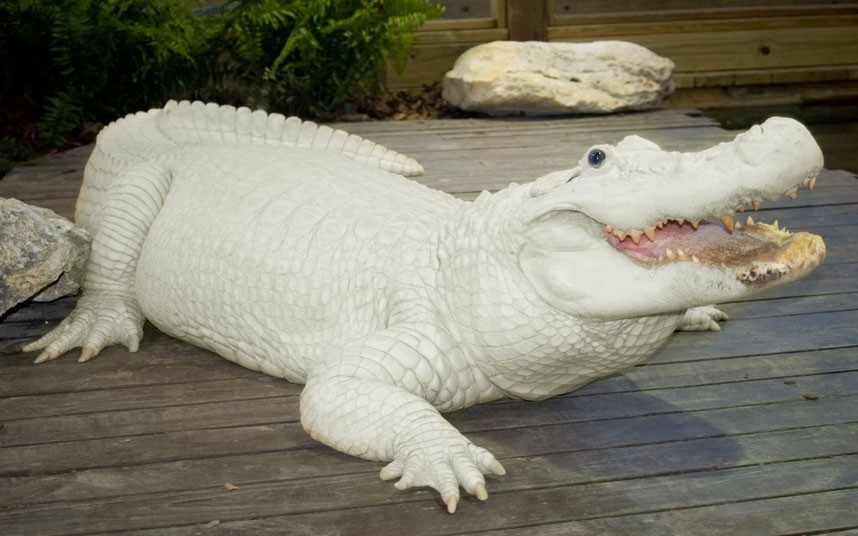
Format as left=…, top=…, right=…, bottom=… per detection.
left=517, top=117, right=826, bottom=319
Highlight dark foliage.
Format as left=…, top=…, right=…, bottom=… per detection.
left=0, top=0, right=443, bottom=174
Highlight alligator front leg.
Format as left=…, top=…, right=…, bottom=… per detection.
left=300, top=325, right=504, bottom=513
left=678, top=305, right=729, bottom=332
left=25, top=163, right=172, bottom=362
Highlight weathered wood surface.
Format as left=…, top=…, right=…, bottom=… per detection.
left=0, top=109, right=856, bottom=535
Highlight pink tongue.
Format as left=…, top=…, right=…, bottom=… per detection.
left=607, top=221, right=781, bottom=265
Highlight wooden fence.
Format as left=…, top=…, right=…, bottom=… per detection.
left=390, top=0, right=858, bottom=106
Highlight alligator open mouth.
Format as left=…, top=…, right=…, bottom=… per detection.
left=604, top=177, right=826, bottom=288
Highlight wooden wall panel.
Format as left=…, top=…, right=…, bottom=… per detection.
left=388, top=0, right=858, bottom=98
left=549, top=16, right=858, bottom=89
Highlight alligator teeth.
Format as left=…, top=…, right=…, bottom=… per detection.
left=752, top=200, right=761, bottom=211
left=692, top=255, right=701, bottom=264
left=665, top=248, right=676, bottom=260
left=644, top=227, right=657, bottom=242
left=615, top=230, right=627, bottom=241
left=773, top=220, right=779, bottom=230
left=720, top=215, right=735, bottom=233
left=676, top=218, right=685, bottom=226
left=787, top=189, right=797, bottom=200
left=746, top=215, right=755, bottom=225
left=734, top=220, right=743, bottom=230
left=677, top=249, right=686, bottom=258
left=691, top=220, right=700, bottom=229
left=630, top=230, right=642, bottom=245
left=606, top=224, right=614, bottom=233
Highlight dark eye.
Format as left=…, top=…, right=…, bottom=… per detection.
left=588, top=149, right=606, bottom=168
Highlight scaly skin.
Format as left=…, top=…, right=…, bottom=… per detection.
left=25, top=101, right=826, bottom=512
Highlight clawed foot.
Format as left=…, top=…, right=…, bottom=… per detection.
left=679, top=305, right=728, bottom=332
left=379, top=436, right=505, bottom=513
left=23, top=294, right=144, bottom=363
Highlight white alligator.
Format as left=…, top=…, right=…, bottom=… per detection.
left=25, top=100, right=826, bottom=512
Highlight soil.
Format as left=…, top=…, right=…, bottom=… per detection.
left=349, top=82, right=474, bottom=122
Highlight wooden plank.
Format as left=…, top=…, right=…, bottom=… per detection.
left=2, top=366, right=854, bottom=476
left=549, top=21, right=858, bottom=74
left=506, top=0, right=547, bottom=41
left=589, top=346, right=858, bottom=395
left=722, top=292, right=858, bottom=320
left=654, top=309, right=858, bottom=364
left=2, top=417, right=852, bottom=510
left=549, top=2, right=858, bottom=25
left=54, top=455, right=858, bottom=535
left=0, top=335, right=264, bottom=395
left=0, top=395, right=303, bottom=448
left=475, top=488, right=858, bottom=536
left=331, top=108, right=721, bottom=136
left=674, top=64, right=858, bottom=89
left=548, top=13, right=858, bottom=38
left=0, top=376, right=293, bottom=422
left=0, top=408, right=855, bottom=533
left=434, top=0, right=496, bottom=21
left=667, top=79, right=858, bottom=111
left=459, top=377, right=858, bottom=433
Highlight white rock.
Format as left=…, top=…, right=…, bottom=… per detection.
left=0, top=198, right=91, bottom=317
left=443, top=40, right=675, bottom=115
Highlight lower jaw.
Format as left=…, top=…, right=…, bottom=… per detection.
left=610, top=221, right=826, bottom=288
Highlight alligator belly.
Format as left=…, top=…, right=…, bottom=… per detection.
left=133, top=147, right=450, bottom=382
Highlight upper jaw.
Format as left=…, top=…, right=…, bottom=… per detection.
left=602, top=172, right=817, bottom=249
left=567, top=117, right=824, bottom=234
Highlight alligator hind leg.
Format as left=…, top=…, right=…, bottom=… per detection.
left=25, top=163, right=172, bottom=363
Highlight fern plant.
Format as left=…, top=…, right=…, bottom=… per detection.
left=209, top=0, right=444, bottom=118
left=1, top=0, right=215, bottom=147
left=0, top=0, right=442, bottom=160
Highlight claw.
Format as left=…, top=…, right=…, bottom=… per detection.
left=379, top=461, right=402, bottom=481
left=126, top=334, right=140, bottom=353
left=79, top=346, right=98, bottom=363
left=33, top=350, right=54, bottom=364
left=444, top=492, right=458, bottom=514
left=475, top=483, right=488, bottom=501
left=492, top=461, right=506, bottom=476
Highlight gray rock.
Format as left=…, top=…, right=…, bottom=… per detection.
left=443, top=40, right=675, bottom=116
left=0, top=198, right=90, bottom=317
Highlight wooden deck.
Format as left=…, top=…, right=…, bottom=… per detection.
left=1, top=109, right=857, bottom=535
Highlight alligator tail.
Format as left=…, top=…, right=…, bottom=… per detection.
left=164, top=100, right=423, bottom=176
left=77, top=100, right=424, bottom=232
